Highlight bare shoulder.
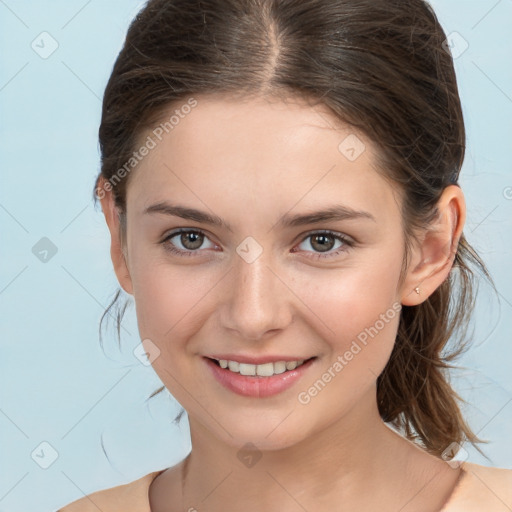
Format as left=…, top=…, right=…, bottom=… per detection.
left=57, top=470, right=164, bottom=512
left=444, top=461, right=512, bottom=512
left=147, top=459, right=186, bottom=512
left=464, top=461, right=512, bottom=496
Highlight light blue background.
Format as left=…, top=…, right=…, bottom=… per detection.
left=1, top=1, right=511, bottom=511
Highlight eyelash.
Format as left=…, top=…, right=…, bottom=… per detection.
left=160, top=228, right=355, bottom=260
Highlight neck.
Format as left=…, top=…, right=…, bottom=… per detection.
left=179, top=388, right=425, bottom=511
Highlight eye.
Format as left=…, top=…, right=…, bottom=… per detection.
left=293, top=230, right=354, bottom=260
left=160, top=228, right=354, bottom=260
left=161, top=229, right=217, bottom=257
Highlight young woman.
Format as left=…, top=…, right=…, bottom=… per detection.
left=58, top=0, right=512, bottom=510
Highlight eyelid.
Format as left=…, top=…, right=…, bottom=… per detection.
left=295, top=229, right=355, bottom=246
left=293, top=229, right=355, bottom=259
left=160, top=227, right=355, bottom=258
left=161, top=227, right=219, bottom=250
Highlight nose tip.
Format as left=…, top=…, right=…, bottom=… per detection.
left=220, top=256, right=293, bottom=341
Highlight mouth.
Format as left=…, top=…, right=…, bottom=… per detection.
left=204, top=355, right=317, bottom=397
left=205, top=356, right=317, bottom=376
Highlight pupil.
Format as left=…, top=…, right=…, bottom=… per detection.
left=182, top=232, right=203, bottom=249
left=312, top=234, right=333, bottom=252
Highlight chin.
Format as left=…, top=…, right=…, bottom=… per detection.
left=200, top=410, right=313, bottom=452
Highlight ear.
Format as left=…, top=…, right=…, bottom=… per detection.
left=97, top=177, right=134, bottom=295
left=400, top=185, right=466, bottom=306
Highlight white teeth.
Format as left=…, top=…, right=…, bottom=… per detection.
left=255, top=362, right=274, bottom=376
left=272, top=361, right=287, bottom=375
left=217, top=358, right=308, bottom=376
left=239, top=363, right=256, bottom=376
left=285, top=361, right=298, bottom=371
left=227, top=360, right=239, bottom=372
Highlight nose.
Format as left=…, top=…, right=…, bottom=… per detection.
left=219, top=247, right=293, bottom=341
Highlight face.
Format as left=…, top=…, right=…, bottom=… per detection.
left=112, top=94, right=412, bottom=450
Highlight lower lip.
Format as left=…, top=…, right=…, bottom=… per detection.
left=204, top=357, right=316, bottom=398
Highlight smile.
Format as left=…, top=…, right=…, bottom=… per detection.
left=204, top=356, right=317, bottom=398
left=210, top=358, right=309, bottom=376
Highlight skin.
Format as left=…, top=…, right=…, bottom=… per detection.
left=100, top=94, right=466, bottom=511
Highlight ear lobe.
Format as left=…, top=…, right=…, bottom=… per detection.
left=97, top=177, right=134, bottom=296
left=400, top=185, right=465, bottom=306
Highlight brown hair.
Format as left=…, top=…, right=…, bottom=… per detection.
left=94, top=0, right=496, bottom=459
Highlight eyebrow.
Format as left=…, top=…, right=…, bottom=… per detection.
left=143, top=201, right=376, bottom=231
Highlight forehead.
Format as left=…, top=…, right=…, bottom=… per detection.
left=127, top=94, right=401, bottom=226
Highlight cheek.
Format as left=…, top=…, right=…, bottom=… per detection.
left=297, top=254, right=401, bottom=330
left=130, top=254, right=217, bottom=358
left=291, top=274, right=401, bottom=424
left=294, top=254, right=402, bottom=372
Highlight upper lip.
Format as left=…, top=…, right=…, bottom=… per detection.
left=205, top=354, right=316, bottom=365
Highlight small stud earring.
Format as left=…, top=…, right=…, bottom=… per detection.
left=414, top=287, right=420, bottom=295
